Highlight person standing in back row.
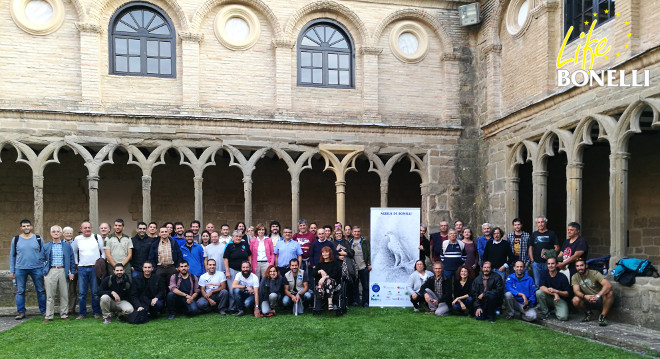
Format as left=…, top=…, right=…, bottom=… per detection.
left=9, top=219, right=47, bottom=320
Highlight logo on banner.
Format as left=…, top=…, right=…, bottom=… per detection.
left=556, top=12, right=649, bottom=87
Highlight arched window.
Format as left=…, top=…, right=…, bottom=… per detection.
left=297, top=19, right=354, bottom=88
left=109, top=3, right=176, bottom=77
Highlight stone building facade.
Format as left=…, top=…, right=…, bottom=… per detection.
left=1, top=0, right=659, bottom=290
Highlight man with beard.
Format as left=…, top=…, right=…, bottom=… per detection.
left=269, top=221, right=283, bottom=249
left=180, top=230, right=204, bottom=277
left=131, top=261, right=164, bottom=318
left=535, top=257, right=570, bottom=321
left=571, top=258, right=613, bottom=326
left=99, top=264, right=134, bottom=324
left=471, top=261, right=504, bottom=322
left=196, top=259, right=229, bottom=315
left=504, top=261, right=537, bottom=321
left=131, top=222, right=154, bottom=279
left=166, top=260, right=200, bottom=320
left=232, top=261, right=260, bottom=317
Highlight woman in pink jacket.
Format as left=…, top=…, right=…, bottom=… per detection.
left=250, top=223, right=274, bottom=280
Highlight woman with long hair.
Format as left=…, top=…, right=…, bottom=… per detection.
left=452, top=265, right=475, bottom=315
left=258, top=265, right=284, bottom=317
left=312, top=246, right=341, bottom=314
left=462, top=228, right=479, bottom=273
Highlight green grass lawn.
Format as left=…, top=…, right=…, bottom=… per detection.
left=1, top=307, right=641, bottom=358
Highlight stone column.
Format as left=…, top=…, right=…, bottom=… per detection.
left=532, top=170, right=548, bottom=223
left=420, top=183, right=430, bottom=228
left=194, top=176, right=204, bottom=224
left=441, top=53, right=462, bottom=122
left=506, top=176, right=520, bottom=226
left=180, top=32, right=203, bottom=111
left=75, top=23, right=102, bottom=109
left=565, top=162, right=583, bottom=226
left=87, top=175, right=100, bottom=230
left=243, top=176, right=253, bottom=226
left=361, top=46, right=382, bottom=118
left=33, top=175, right=44, bottom=237
left=481, top=44, right=502, bottom=122
left=141, top=175, right=152, bottom=223
left=318, top=145, right=364, bottom=225
left=273, top=39, right=294, bottom=114
left=609, top=152, right=629, bottom=268
left=291, top=177, right=300, bottom=229
left=379, top=180, right=388, bottom=207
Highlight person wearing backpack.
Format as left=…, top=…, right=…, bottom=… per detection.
left=9, top=219, right=46, bottom=320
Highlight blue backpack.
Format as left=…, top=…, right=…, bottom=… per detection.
left=613, top=258, right=658, bottom=286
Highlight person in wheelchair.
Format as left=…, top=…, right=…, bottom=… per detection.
left=312, top=247, right=342, bottom=315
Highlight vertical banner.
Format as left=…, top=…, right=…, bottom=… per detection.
left=369, top=207, right=420, bottom=307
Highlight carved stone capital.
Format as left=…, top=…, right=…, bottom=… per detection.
left=360, top=46, right=383, bottom=56
left=75, top=22, right=103, bottom=34
left=180, top=32, right=204, bottom=42
left=481, top=44, right=502, bottom=55
left=272, top=38, right=295, bottom=48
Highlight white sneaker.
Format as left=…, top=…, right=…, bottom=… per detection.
left=413, top=308, right=419, bottom=312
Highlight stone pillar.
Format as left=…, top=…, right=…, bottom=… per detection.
left=420, top=183, right=430, bottom=227
left=243, top=176, right=253, bottom=226
left=482, top=44, right=502, bottom=122
left=506, top=176, right=520, bottom=226
left=180, top=32, right=203, bottom=110
left=291, top=177, right=300, bottom=229
left=75, top=23, right=102, bottom=109
left=361, top=46, right=382, bottom=118
left=141, top=175, right=152, bottom=223
left=33, top=175, right=44, bottom=237
left=379, top=180, right=388, bottom=207
left=532, top=170, right=548, bottom=224
left=335, top=179, right=347, bottom=226
left=273, top=39, right=294, bottom=114
left=194, top=176, right=204, bottom=224
left=566, top=162, right=583, bottom=226
left=318, top=145, right=364, bottom=224
left=441, top=53, right=462, bottom=122
left=87, top=175, right=100, bottom=230
left=609, top=152, right=629, bottom=268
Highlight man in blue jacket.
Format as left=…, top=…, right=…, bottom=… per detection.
left=180, top=230, right=204, bottom=277
left=41, top=225, right=76, bottom=322
left=504, top=260, right=537, bottom=321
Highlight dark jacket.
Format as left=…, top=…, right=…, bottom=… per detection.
left=313, top=261, right=341, bottom=282
left=482, top=239, right=514, bottom=269
left=131, top=273, right=165, bottom=308
left=470, top=273, right=505, bottom=310
left=148, top=238, right=183, bottom=268
left=419, top=236, right=430, bottom=262
left=420, top=274, right=452, bottom=305
left=99, top=274, right=131, bottom=301
left=453, top=278, right=473, bottom=300
left=41, top=240, right=76, bottom=277
left=131, top=235, right=155, bottom=272
left=349, top=236, right=371, bottom=267
left=258, top=276, right=285, bottom=300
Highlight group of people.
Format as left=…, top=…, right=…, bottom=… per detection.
left=412, top=217, right=614, bottom=326
left=8, top=218, right=372, bottom=323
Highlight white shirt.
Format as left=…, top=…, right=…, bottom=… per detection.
left=270, top=234, right=280, bottom=248
left=234, top=272, right=260, bottom=288
left=203, top=243, right=226, bottom=272
left=72, top=234, right=105, bottom=266
left=257, top=239, right=267, bottom=261
left=198, top=271, right=226, bottom=294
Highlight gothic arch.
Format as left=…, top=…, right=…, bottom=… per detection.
left=569, top=114, right=617, bottom=163
left=613, top=98, right=660, bottom=153
left=284, top=0, right=369, bottom=46
left=535, top=128, right=574, bottom=168
left=190, top=0, right=282, bottom=37
left=506, top=140, right=537, bottom=178
left=372, top=8, right=454, bottom=55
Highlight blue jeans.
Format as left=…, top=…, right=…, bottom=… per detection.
left=282, top=291, right=312, bottom=314
left=77, top=266, right=101, bottom=316
left=14, top=268, right=46, bottom=314
left=232, top=288, right=255, bottom=311
left=452, top=296, right=474, bottom=315
left=166, top=292, right=199, bottom=315
left=531, top=262, right=547, bottom=288
left=352, top=268, right=370, bottom=306
left=226, top=268, right=239, bottom=311
left=493, top=268, right=507, bottom=282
